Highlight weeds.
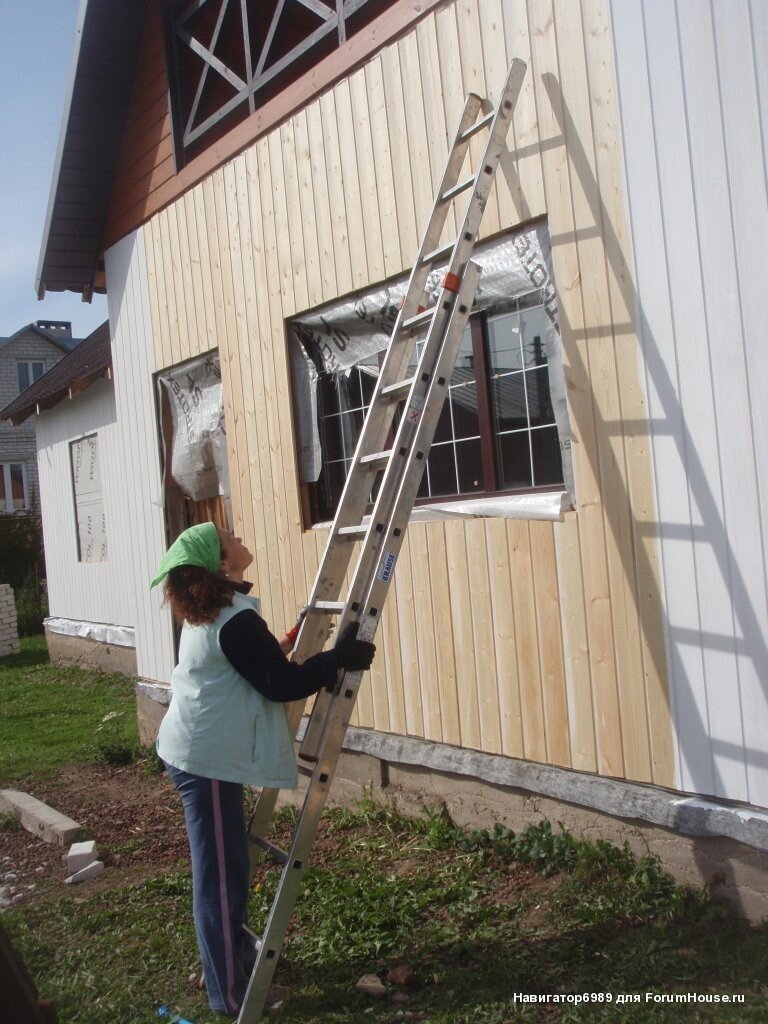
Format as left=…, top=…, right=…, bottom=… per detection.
left=2, top=642, right=767, bottom=1022
left=5, top=802, right=766, bottom=1024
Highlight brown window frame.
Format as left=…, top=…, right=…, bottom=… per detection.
left=303, top=305, right=567, bottom=526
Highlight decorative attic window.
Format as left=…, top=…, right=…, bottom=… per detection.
left=163, top=0, right=397, bottom=167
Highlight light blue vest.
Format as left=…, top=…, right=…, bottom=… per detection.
left=156, top=592, right=299, bottom=788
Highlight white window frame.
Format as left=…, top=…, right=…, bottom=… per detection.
left=0, top=462, right=29, bottom=513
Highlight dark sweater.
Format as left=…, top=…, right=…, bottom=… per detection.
left=219, top=605, right=337, bottom=702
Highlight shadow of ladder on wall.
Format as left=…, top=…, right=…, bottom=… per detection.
left=238, top=57, right=528, bottom=1024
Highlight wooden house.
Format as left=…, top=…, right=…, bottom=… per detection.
left=36, top=0, right=768, bottom=918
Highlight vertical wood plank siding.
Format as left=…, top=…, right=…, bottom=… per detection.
left=138, top=0, right=675, bottom=788
left=611, top=0, right=768, bottom=805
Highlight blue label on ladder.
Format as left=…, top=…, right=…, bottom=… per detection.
left=377, top=551, right=397, bottom=584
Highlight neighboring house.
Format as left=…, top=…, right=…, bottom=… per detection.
left=0, top=323, right=136, bottom=674
left=0, top=321, right=80, bottom=514
left=34, top=0, right=768, bottom=918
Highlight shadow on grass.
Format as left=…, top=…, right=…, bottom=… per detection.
left=273, top=907, right=768, bottom=1023
left=0, top=634, right=49, bottom=670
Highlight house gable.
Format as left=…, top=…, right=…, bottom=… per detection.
left=37, top=0, right=443, bottom=301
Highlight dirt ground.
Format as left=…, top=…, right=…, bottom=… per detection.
left=1, top=761, right=193, bottom=909
left=0, top=761, right=368, bottom=911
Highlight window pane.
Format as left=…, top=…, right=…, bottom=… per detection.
left=449, top=382, right=480, bottom=440
left=496, top=431, right=533, bottom=490
left=488, top=307, right=550, bottom=372
left=518, top=305, right=551, bottom=369
left=490, top=373, right=528, bottom=433
left=17, top=363, right=29, bottom=392
left=319, top=413, right=345, bottom=464
left=10, top=464, right=25, bottom=510
left=433, top=402, right=453, bottom=445
left=328, top=372, right=359, bottom=412
left=321, top=459, right=350, bottom=514
left=338, top=409, right=364, bottom=459
left=456, top=438, right=484, bottom=493
left=425, top=442, right=458, bottom=497
left=358, top=363, right=379, bottom=405
left=525, top=367, right=556, bottom=427
left=531, top=426, right=564, bottom=487
left=32, top=361, right=45, bottom=382
left=488, top=311, right=524, bottom=373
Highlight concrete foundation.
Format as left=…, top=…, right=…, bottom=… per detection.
left=45, top=628, right=137, bottom=676
left=136, top=683, right=768, bottom=923
left=277, top=750, right=768, bottom=924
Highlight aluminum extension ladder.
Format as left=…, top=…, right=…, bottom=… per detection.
left=237, top=57, right=527, bottom=1024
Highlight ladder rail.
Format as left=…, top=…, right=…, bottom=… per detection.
left=298, top=262, right=482, bottom=762
left=238, top=57, right=528, bottom=1023
left=244, top=84, right=506, bottom=848
left=285, top=59, right=524, bottom=672
left=238, top=263, right=482, bottom=1024
left=283, top=90, right=488, bottom=664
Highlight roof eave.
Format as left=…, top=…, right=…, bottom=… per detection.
left=36, top=0, right=91, bottom=302
left=36, top=0, right=150, bottom=300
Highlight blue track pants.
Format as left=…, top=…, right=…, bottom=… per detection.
left=166, top=764, right=255, bottom=1016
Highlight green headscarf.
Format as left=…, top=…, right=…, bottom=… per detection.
left=150, top=522, right=221, bottom=589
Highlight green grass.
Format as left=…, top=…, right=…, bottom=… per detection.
left=0, top=636, right=140, bottom=781
left=1, top=639, right=767, bottom=1023
left=4, top=809, right=767, bottom=1023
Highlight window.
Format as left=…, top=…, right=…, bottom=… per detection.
left=17, top=361, right=45, bottom=393
left=311, top=307, right=564, bottom=520
left=163, top=0, right=397, bottom=167
left=289, top=223, right=573, bottom=525
left=156, top=352, right=232, bottom=538
left=0, top=463, right=28, bottom=513
left=70, top=435, right=107, bottom=562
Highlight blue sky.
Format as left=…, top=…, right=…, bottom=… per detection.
left=0, top=0, right=108, bottom=340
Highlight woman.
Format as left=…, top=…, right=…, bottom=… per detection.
left=150, top=521, right=375, bottom=1017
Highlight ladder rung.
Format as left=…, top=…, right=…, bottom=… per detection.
left=380, top=378, right=414, bottom=401
left=249, top=835, right=289, bottom=865
left=313, top=600, right=346, bottom=614
left=402, top=307, right=435, bottom=330
left=243, top=926, right=262, bottom=954
left=360, top=450, right=393, bottom=469
left=337, top=525, right=368, bottom=538
left=460, top=110, right=495, bottom=141
left=421, top=240, right=455, bottom=266
left=441, top=175, right=475, bottom=202
left=297, top=762, right=314, bottom=778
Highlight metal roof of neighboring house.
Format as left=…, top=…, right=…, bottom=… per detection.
left=36, top=0, right=149, bottom=302
left=0, top=321, right=111, bottom=425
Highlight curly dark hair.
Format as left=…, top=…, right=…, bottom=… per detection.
left=163, top=565, right=234, bottom=625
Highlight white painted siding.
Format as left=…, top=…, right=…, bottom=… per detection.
left=612, top=0, right=768, bottom=804
left=36, top=378, right=132, bottom=628
left=105, top=230, right=176, bottom=683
